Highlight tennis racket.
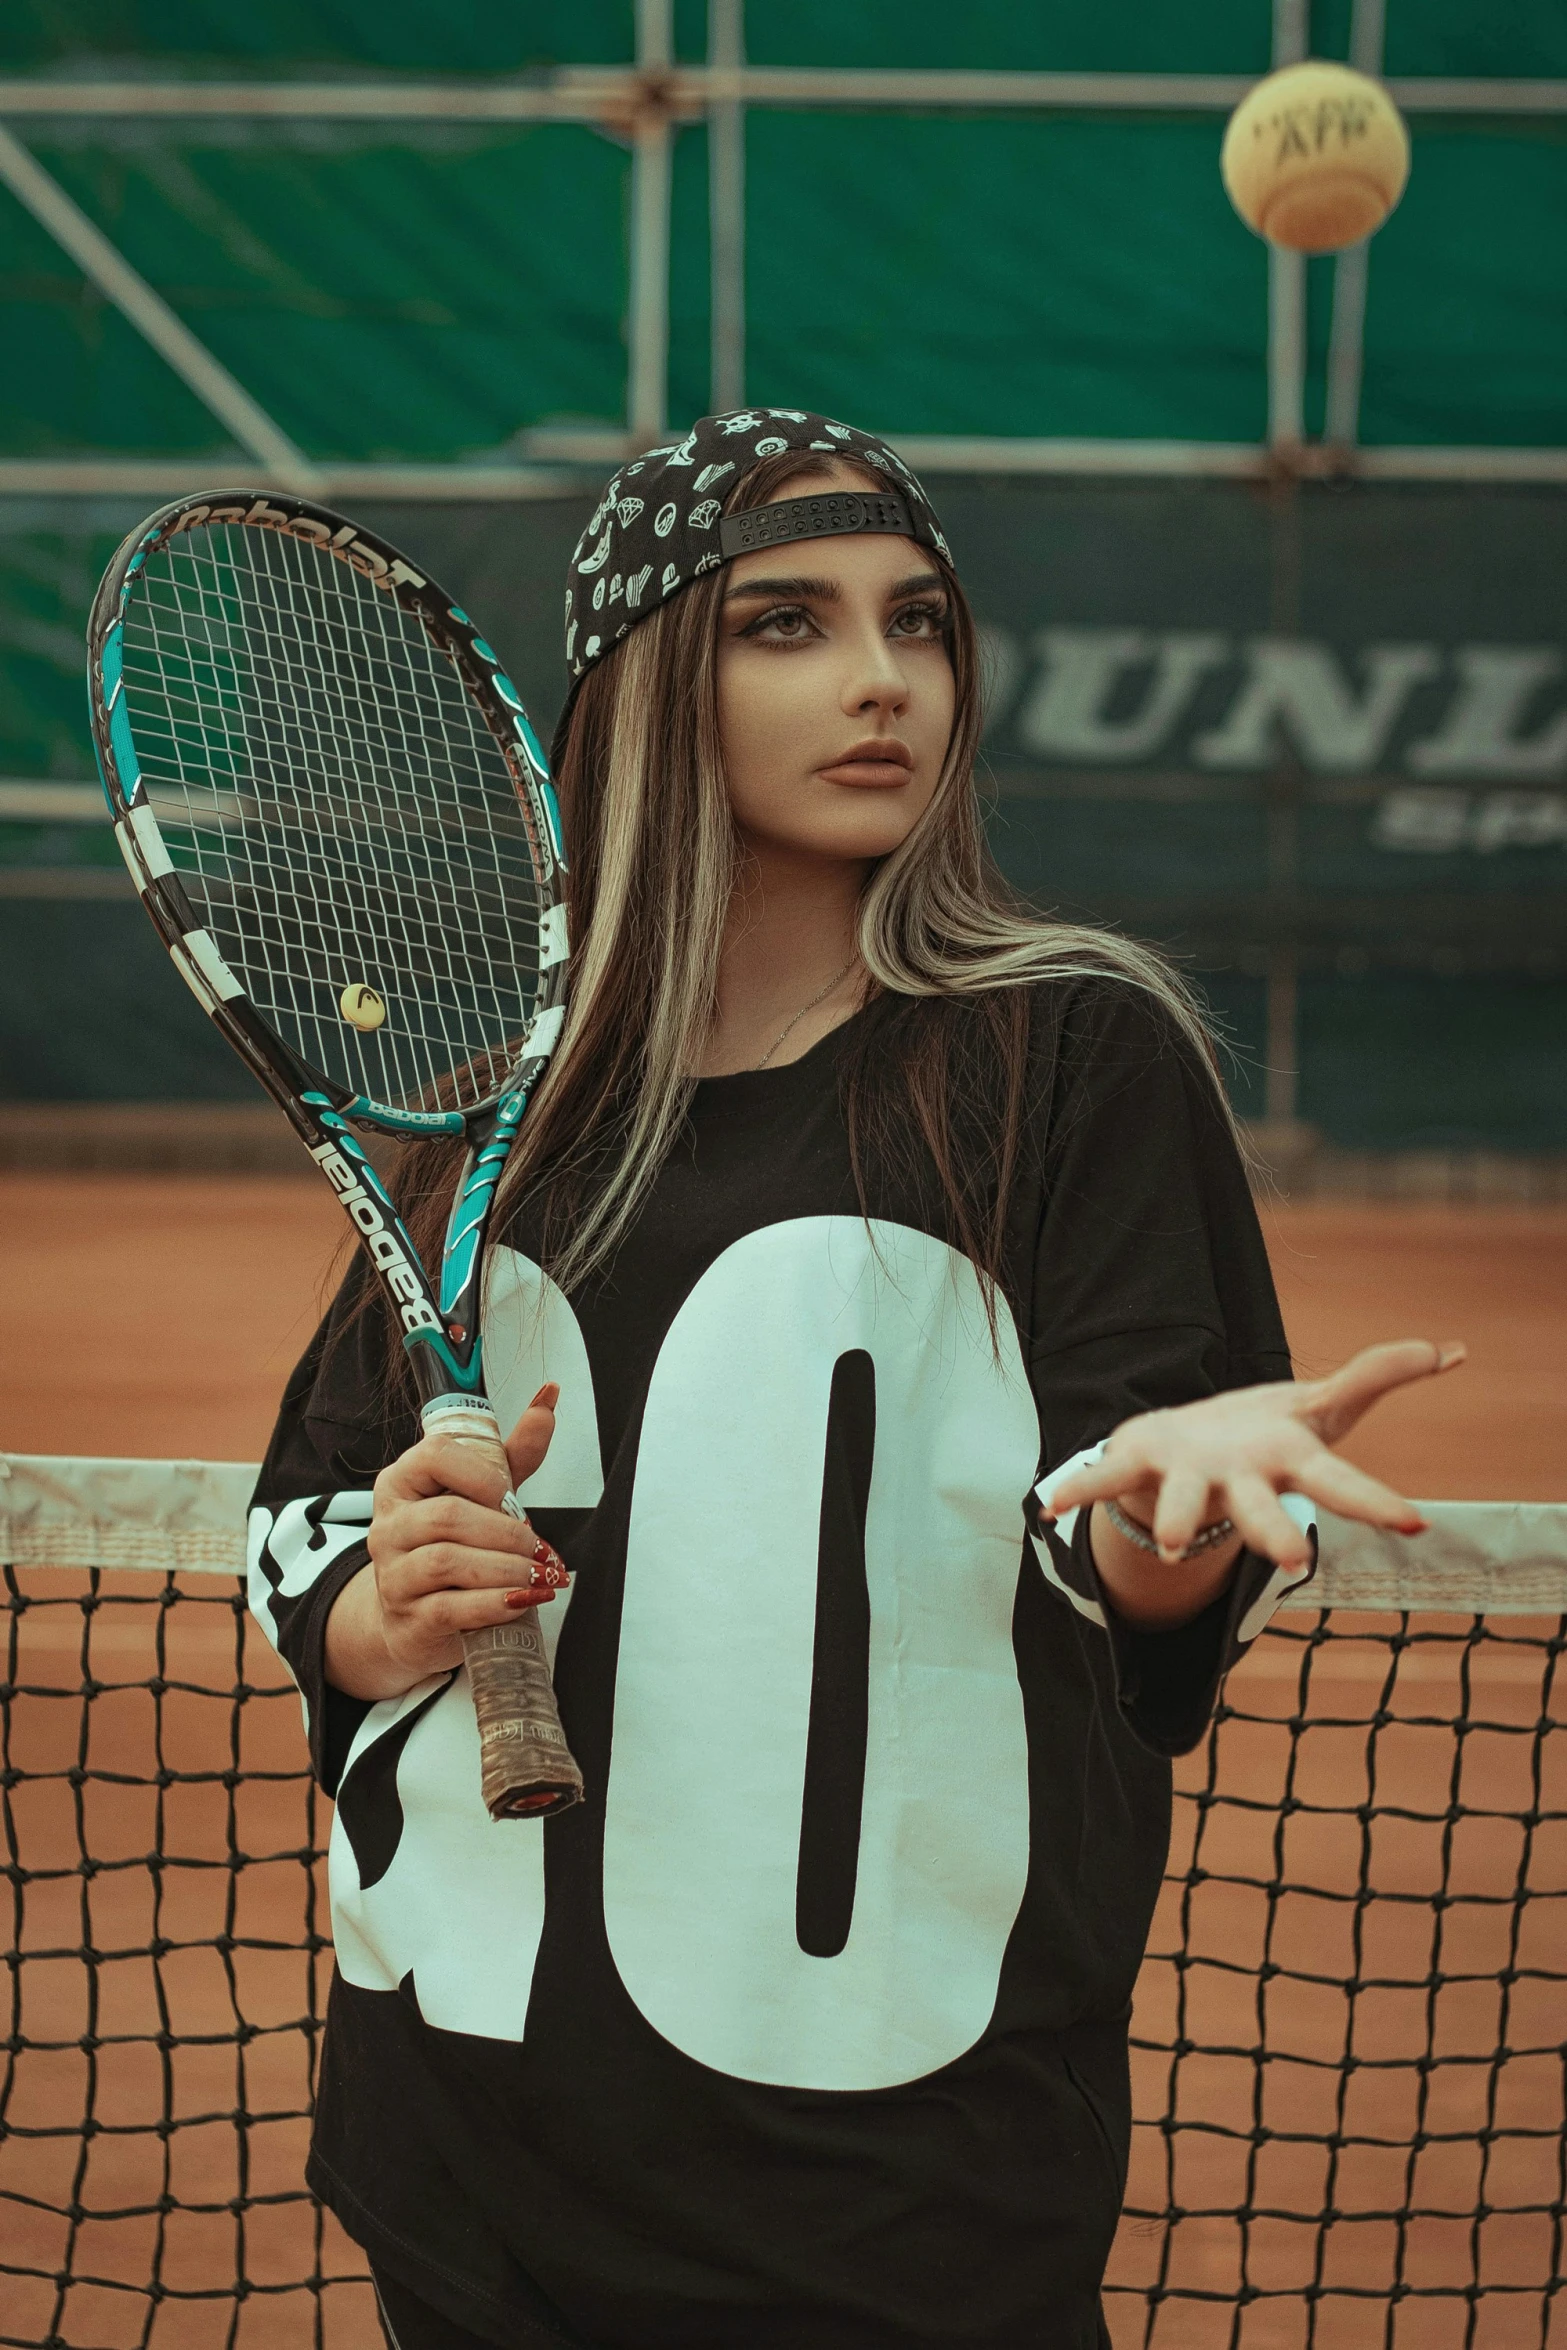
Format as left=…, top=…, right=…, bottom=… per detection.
left=87, top=488, right=582, bottom=1820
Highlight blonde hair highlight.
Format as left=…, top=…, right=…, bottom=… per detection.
left=482, top=453, right=1237, bottom=1303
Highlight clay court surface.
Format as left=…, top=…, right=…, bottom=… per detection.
left=2, top=1176, right=1565, bottom=2348
left=3, top=1175, right=1565, bottom=1494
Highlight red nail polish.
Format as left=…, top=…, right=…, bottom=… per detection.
left=529, top=1382, right=558, bottom=1409
left=532, top=1538, right=568, bottom=1582
left=504, top=1589, right=538, bottom=1609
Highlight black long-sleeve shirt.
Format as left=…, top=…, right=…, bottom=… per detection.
left=248, top=979, right=1309, bottom=2350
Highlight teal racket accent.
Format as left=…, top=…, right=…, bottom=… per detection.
left=88, top=490, right=582, bottom=1818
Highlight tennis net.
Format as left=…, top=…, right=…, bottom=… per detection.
left=2, top=1453, right=1564, bottom=2349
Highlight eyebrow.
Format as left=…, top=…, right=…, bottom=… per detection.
left=722, top=569, right=947, bottom=605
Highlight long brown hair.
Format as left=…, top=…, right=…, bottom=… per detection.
left=380, top=448, right=1232, bottom=1385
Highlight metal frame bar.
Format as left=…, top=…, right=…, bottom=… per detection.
left=707, top=0, right=746, bottom=411
left=1266, top=0, right=1308, bottom=454
left=3, top=444, right=1563, bottom=499
left=1261, top=0, right=1309, bottom=1124
left=1324, top=0, right=1387, bottom=448
left=1, top=71, right=1563, bottom=118
left=0, top=122, right=318, bottom=489
left=1, top=56, right=1562, bottom=494
left=1268, top=253, right=1306, bottom=450
left=1324, top=240, right=1370, bottom=448
left=627, top=0, right=673, bottom=442
left=1273, top=0, right=1310, bottom=69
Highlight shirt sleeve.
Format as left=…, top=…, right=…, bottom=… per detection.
left=1020, top=979, right=1316, bottom=1757
left=247, top=1250, right=421, bottom=1794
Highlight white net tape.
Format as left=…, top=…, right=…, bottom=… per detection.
left=3, top=1455, right=1564, bottom=1606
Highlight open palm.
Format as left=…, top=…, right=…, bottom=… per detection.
left=1045, top=1339, right=1466, bottom=1570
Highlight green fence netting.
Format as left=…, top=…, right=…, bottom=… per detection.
left=1, top=4, right=1564, bottom=1144
left=2, top=5, right=1566, bottom=456
left=4, top=477, right=1565, bottom=1146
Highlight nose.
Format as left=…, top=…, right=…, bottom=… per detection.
left=840, top=623, right=910, bottom=721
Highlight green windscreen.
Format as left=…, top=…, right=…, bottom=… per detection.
left=1, top=2, right=1564, bottom=1141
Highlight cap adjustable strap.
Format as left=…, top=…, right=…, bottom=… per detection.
left=718, top=489, right=917, bottom=560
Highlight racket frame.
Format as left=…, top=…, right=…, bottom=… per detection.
left=85, top=487, right=568, bottom=1415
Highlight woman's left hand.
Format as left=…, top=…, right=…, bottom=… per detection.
left=1044, top=1337, right=1467, bottom=1576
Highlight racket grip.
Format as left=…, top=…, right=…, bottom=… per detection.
left=421, top=1396, right=585, bottom=1822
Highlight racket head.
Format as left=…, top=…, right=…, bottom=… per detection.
left=87, top=489, right=568, bottom=1131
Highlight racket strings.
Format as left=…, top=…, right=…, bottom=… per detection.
left=120, top=522, right=541, bottom=1110
left=136, top=528, right=534, bottom=954
left=351, top=546, right=524, bottom=1059
left=241, top=532, right=472, bottom=1081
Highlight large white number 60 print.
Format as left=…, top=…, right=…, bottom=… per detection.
left=603, top=1216, right=1039, bottom=2091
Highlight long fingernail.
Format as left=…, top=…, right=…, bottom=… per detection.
left=504, top=1588, right=550, bottom=1608
left=529, top=1382, right=559, bottom=1408
left=531, top=1538, right=569, bottom=1585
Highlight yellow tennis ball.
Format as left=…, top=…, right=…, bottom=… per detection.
left=339, top=982, right=386, bottom=1032
left=1221, top=60, right=1410, bottom=254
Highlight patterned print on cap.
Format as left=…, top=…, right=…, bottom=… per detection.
left=560, top=410, right=950, bottom=700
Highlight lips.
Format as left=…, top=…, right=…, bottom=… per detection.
left=816, top=738, right=915, bottom=788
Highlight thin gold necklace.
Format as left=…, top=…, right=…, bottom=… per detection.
left=752, top=959, right=857, bottom=1070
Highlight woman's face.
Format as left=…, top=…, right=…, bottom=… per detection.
left=715, top=476, right=956, bottom=869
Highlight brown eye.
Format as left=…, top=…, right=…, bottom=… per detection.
left=890, top=601, right=946, bottom=640
left=741, top=603, right=818, bottom=644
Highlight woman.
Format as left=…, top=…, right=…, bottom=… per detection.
left=250, top=411, right=1460, bottom=2350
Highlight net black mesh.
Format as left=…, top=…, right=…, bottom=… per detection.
left=1112, top=1607, right=1567, bottom=2347
left=0, top=1567, right=370, bottom=2350
left=2, top=1569, right=1563, bottom=2349
left=117, top=523, right=542, bottom=1115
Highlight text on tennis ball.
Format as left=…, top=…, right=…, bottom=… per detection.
left=1221, top=61, right=1410, bottom=255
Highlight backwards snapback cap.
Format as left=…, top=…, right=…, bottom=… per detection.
left=560, top=409, right=951, bottom=715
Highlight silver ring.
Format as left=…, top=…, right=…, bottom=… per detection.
left=1102, top=1496, right=1236, bottom=1561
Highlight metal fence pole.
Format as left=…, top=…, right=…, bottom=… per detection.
left=629, top=0, right=674, bottom=442
left=0, top=124, right=318, bottom=489
left=1266, top=0, right=1309, bottom=455
left=1268, top=250, right=1307, bottom=449
left=1263, top=0, right=1309, bottom=1128
left=708, top=0, right=746, bottom=412
left=1325, top=0, right=1387, bottom=446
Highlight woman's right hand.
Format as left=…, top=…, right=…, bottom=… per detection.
left=325, top=1382, right=568, bottom=1701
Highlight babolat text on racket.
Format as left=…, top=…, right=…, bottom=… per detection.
left=87, top=489, right=581, bottom=1820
